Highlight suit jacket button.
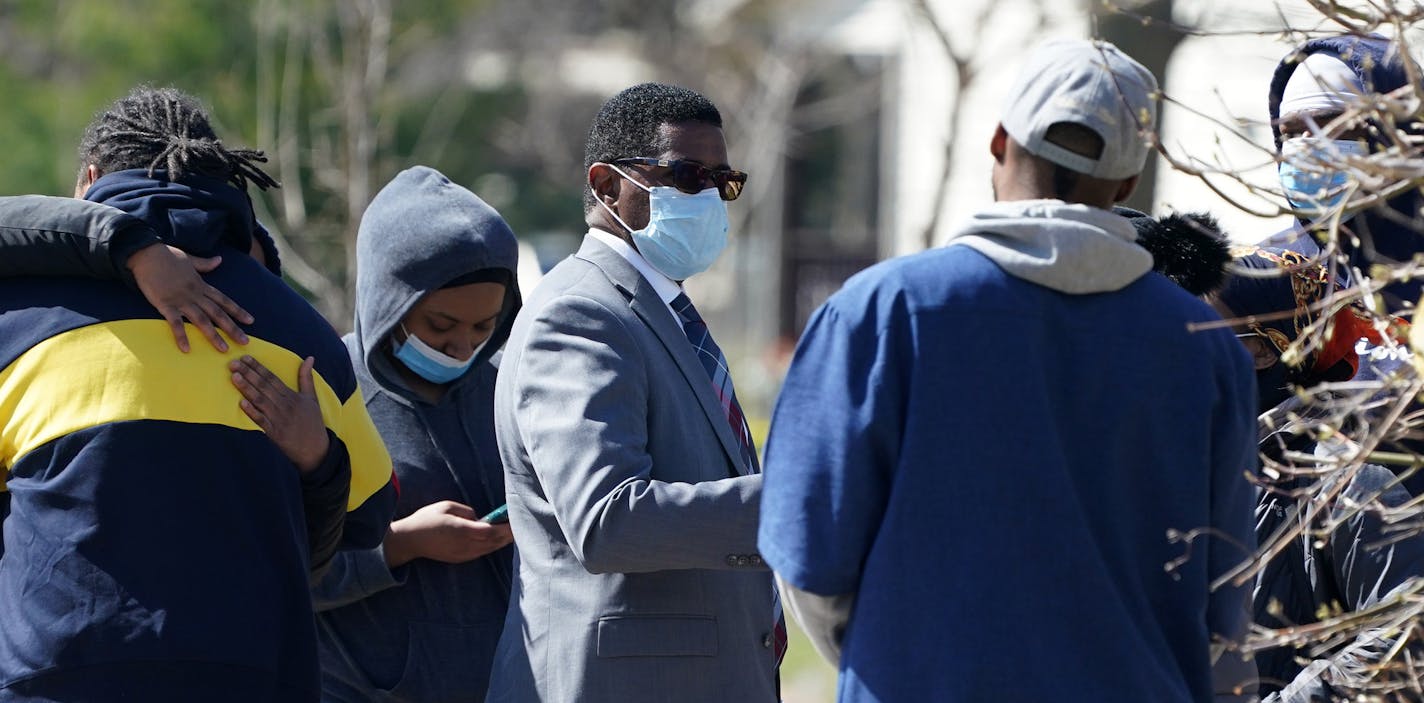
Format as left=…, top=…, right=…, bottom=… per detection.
left=749, top=554, right=763, bottom=566
left=725, top=555, right=738, bottom=566
left=762, top=633, right=774, bottom=648
left=735, top=555, right=750, bottom=566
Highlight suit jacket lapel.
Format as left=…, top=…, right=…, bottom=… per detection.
left=576, top=236, right=747, bottom=475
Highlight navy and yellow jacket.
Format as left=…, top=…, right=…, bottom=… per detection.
left=0, top=180, right=393, bottom=701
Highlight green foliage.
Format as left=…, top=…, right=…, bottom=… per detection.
left=0, top=1, right=260, bottom=193
left=385, top=83, right=583, bottom=237
left=0, top=0, right=580, bottom=293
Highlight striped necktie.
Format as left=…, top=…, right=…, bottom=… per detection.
left=670, top=292, right=787, bottom=666
left=669, top=292, right=758, bottom=474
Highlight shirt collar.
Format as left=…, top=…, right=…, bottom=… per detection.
left=587, top=227, right=683, bottom=306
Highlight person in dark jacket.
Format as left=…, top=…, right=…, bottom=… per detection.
left=0, top=195, right=352, bottom=574
left=310, top=165, right=519, bottom=703
left=0, top=86, right=394, bottom=702
left=0, top=193, right=255, bottom=353
left=1188, top=245, right=1423, bottom=699
left=1267, top=32, right=1424, bottom=511
left=1266, top=34, right=1424, bottom=311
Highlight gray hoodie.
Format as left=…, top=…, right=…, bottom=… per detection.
left=311, top=166, right=520, bottom=703
left=945, top=199, right=1152, bottom=294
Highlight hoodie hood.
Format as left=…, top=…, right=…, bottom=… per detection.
left=84, top=169, right=284, bottom=277
left=945, top=199, right=1153, bottom=294
left=351, top=166, right=521, bottom=401
left=86, top=169, right=251, bottom=257
left=1267, top=35, right=1412, bottom=150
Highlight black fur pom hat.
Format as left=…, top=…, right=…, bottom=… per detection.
left=1115, top=207, right=1231, bottom=296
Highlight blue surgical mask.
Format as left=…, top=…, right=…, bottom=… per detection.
left=595, top=165, right=729, bottom=281
left=393, top=324, right=483, bottom=384
left=1279, top=137, right=1367, bottom=213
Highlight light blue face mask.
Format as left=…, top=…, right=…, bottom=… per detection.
left=595, top=164, right=729, bottom=281
left=1279, top=137, right=1367, bottom=213
left=393, top=324, right=484, bottom=384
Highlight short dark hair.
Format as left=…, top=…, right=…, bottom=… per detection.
left=1043, top=122, right=1105, bottom=200
left=78, top=86, right=278, bottom=191
left=1050, top=164, right=1080, bottom=201
left=582, top=83, right=722, bottom=210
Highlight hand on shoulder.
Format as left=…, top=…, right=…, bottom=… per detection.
left=127, top=242, right=253, bottom=352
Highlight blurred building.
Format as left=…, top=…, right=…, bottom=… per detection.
left=454, top=0, right=1333, bottom=414
left=695, top=0, right=1095, bottom=413
left=695, top=0, right=1322, bottom=416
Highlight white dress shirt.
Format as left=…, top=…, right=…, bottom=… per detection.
left=586, top=227, right=683, bottom=325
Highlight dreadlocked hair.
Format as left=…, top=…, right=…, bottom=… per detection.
left=78, top=86, right=279, bottom=192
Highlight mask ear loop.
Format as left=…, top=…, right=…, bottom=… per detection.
left=591, top=162, right=648, bottom=235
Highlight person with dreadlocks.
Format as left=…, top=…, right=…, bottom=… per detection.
left=0, top=86, right=394, bottom=702
left=0, top=194, right=256, bottom=354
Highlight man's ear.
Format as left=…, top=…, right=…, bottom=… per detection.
left=1112, top=174, right=1140, bottom=204
left=990, top=124, right=1009, bottom=163
left=588, top=163, right=621, bottom=209
left=74, top=164, right=100, bottom=199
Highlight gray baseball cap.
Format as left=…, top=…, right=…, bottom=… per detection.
left=1001, top=39, right=1159, bottom=180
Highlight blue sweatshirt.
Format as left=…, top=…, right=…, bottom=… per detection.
left=0, top=171, right=394, bottom=701
left=310, top=166, right=520, bottom=703
left=760, top=205, right=1259, bottom=703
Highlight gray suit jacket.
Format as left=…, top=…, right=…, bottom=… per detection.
left=486, top=235, right=776, bottom=703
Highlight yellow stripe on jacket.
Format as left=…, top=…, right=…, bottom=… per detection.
left=0, top=319, right=391, bottom=510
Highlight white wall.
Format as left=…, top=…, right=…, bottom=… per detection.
left=885, top=0, right=1091, bottom=255
left=1153, top=31, right=1294, bottom=244
left=830, top=0, right=1398, bottom=252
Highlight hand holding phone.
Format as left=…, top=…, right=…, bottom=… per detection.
left=480, top=504, right=509, bottom=524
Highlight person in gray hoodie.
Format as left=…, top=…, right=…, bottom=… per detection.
left=310, top=165, right=521, bottom=703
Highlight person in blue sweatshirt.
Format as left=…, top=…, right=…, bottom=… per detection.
left=0, top=86, right=394, bottom=701
left=758, top=40, right=1259, bottom=703
left=309, top=166, right=520, bottom=703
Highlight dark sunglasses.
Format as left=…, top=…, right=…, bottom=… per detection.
left=613, top=157, right=747, bottom=201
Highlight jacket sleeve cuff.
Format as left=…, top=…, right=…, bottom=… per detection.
left=107, top=223, right=162, bottom=290
left=344, top=540, right=408, bottom=593
left=300, top=432, right=348, bottom=489
left=311, top=542, right=409, bottom=611
left=302, top=432, right=351, bottom=578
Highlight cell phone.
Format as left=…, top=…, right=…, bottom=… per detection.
left=480, top=504, right=509, bottom=524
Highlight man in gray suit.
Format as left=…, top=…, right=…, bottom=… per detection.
left=486, top=83, right=780, bottom=702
